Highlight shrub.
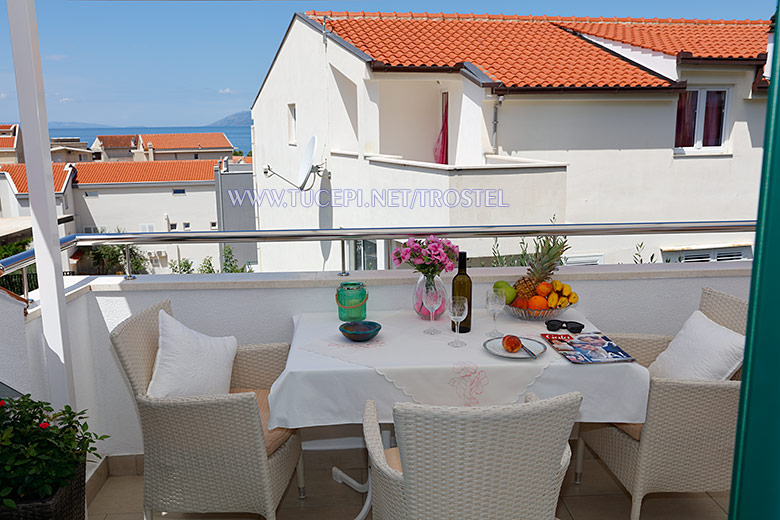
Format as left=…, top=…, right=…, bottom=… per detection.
left=0, top=395, right=107, bottom=509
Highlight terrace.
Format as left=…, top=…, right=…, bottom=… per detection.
left=0, top=225, right=756, bottom=520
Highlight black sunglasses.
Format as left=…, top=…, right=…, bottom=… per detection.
left=545, top=320, right=585, bottom=334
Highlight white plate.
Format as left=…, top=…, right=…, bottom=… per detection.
left=483, top=336, right=547, bottom=360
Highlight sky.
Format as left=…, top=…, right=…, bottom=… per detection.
left=0, top=0, right=775, bottom=127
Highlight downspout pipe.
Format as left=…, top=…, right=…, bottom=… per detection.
left=492, top=95, right=504, bottom=154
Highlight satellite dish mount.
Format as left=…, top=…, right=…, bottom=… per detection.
left=263, top=136, right=327, bottom=191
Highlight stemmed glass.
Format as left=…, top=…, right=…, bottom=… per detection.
left=449, top=296, right=468, bottom=348
left=422, top=284, right=443, bottom=335
left=486, top=289, right=505, bottom=337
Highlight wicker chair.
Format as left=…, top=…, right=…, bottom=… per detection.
left=580, top=287, right=746, bottom=520
left=109, top=300, right=304, bottom=520
left=363, top=392, right=582, bottom=520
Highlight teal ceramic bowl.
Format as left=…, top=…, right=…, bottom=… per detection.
left=339, top=321, right=382, bottom=342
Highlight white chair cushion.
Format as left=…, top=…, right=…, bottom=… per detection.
left=649, top=310, right=744, bottom=381
left=146, top=310, right=238, bottom=398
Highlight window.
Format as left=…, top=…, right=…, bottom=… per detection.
left=288, top=103, right=297, bottom=144
left=78, top=154, right=83, bottom=162
left=140, top=224, right=155, bottom=232
left=352, top=239, right=377, bottom=271
left=172, top=188, right=186, bottom=195
left=661, top=245, right=752, bottom=263
left=83, top=226, right=99, bottom=234
left=674, top=88, right=729, bottom=151
left=169, top=222, right=177, bottom=231
left=565, top=254, right=605, bottom=266
left=194, top=153, right=198, bottom=159
left=84, top=191, right=99, bottom=198
left=183, top=222, right=191, bottom=230
left=210, top=221, right=218, bottom=230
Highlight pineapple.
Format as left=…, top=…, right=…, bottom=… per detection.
left=513, top=236, right=569, bottom=300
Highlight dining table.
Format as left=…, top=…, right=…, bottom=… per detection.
left=267, top=305, right=651, bottom=520
left=268, top=307, right=650, bottom=429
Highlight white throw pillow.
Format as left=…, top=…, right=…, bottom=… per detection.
left=649, top=310, right=744, bottom=381
left=146, top=310, right=238, bottom=398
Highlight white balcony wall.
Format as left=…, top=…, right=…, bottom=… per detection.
left=253, top=152, right=566, bottom=272
left=0, top=262, right=751, bottom=458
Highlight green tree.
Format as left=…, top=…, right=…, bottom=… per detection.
left=86, top=228, right=148, bottom=275
left=232, top=149, right=243, bottom=156
left=221, top=245, right=250, bottom=273
left=169, top=258, right=194, bottom=274
left=198, top=256, right=217, bottom=274
left=0, top=238, right=31, bottom=260
left=246, top=151, right=252, bottom=157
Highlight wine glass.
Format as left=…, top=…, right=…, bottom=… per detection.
left=449, top=295, right=468, bottom=348
left=486, top=289, right=505, bottom=337
left=422, top=284, right=442, bottom=335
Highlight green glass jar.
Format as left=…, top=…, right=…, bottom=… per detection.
left=336, top=282, right=368, bottom=321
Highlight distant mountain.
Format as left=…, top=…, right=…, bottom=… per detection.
left=208, top=111, right=251, bottom=127
left=49, top=121, right=115, bottom=129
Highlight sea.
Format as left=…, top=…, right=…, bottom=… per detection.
left=48, top=126, right=252, bottom=157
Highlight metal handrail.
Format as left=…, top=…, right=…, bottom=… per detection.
left=0, top=220, right=757, bottom=281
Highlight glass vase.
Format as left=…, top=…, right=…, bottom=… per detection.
left=412, top=273, right=447, bottom=319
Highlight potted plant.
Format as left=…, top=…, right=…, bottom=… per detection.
left=0, top=395, right=107, bottom=519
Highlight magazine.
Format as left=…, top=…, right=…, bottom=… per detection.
left=540, top=332, right=634, bottom=364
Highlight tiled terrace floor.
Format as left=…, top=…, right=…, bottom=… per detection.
left=88, top=443, right=730, bottom=520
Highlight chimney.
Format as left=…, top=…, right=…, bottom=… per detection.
left=148, top=141, right=154, bottom=161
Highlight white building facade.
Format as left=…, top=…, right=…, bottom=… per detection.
left=252, top=13, right=769, bottom=271
left=0, top=160, right=223, bottom=274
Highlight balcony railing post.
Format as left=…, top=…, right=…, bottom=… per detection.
left=338, top=240, right=349, bottom=276
left=124, top=245, right=135, bottom=280
left=22, top=266, right=28, bottom=302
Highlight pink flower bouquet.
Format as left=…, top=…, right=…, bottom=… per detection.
left=392, top=235, right=459, bottom=278
left=393, top=236, right=459, bottom=319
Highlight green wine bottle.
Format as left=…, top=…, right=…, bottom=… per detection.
left=451, top=251, right=472, bottom=333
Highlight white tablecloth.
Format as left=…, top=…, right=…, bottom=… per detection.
left=268, top=308, right=649, bottom=429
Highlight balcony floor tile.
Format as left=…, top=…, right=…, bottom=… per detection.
left=88, top=450, right=727, bottom=520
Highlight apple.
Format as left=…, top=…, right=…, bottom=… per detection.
left=493, top=281, right=516, bottom=304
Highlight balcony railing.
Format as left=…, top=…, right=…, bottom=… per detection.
left=0, top=220, right=757, bottom=301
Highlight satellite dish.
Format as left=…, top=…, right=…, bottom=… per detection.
left=297, top=136, right=318, bottom=190
left=263, top=136, right=325, bottom=191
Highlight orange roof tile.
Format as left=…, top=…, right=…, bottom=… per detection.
left=73, top=160, right=218, bottom=184
left=97, top=134, right=137, bottom=148
left=0, top=160, right=218, bottom=193
left=306, top=12, right=769, bottom=88
left=1, top=163, right=71, bottom=194
left=139, top=133, right=232, bottom=151
left=0, top=136, right=15, bottom=149
left=556, top=18, right=770, bottom=59
left=243, top=156, right=252, bottom=164
left=0, top=124, right=15, bottom=131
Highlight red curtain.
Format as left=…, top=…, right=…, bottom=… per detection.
left=434, top=95, right=448, bottom=164
left=674, top=91, right=698, bottom=148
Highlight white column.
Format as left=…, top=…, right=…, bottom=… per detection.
left=7, top=0, right=75, bottom=409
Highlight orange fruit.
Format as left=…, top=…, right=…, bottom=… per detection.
left=502, top=335, right=523, bottom=353
left=536, top=282, right=553, bottom=297
left=528, top=295, right=548, bottom=310
left=511, top=296, right=528, bottom=309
